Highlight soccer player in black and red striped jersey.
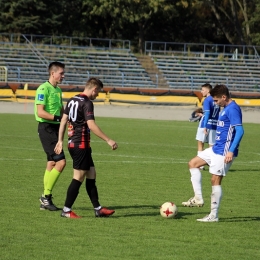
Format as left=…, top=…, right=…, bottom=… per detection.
left=54, top=77, right=118, bottom=218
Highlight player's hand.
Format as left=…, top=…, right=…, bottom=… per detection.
left=224, top=152, right=233, bottom=163
left=107, top=139, right=118, bottom=150
left=204, top=128, right=208, bottom=135
left=54, top=141, right=63, bottom=154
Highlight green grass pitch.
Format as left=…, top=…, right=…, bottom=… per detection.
left=0, top=113, right=259, bottom=260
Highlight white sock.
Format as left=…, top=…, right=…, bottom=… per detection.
left=63, top=206, right=71, bottom=212
left=210, top=185, right=222, bottom=217
left=95, top=206, right=101, bottom=210
left=190, top=168, right=203, bottom=200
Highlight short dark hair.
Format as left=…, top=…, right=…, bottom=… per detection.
left=86, top=77, right=103, bottom=89
left=210, top=84, right=230, bottom=98
left=201, top=83, right=212, bottom=90
left=48, top=61, right=65, bottom=74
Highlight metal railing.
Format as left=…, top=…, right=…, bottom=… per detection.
left=145, top=41, right=260, bottom=60
left=22, top=35, right=49, bottom=66
left=0, top=33, right=131, bottom=52
left=1, top=35, right=260, bottom=91
left=6, top=65, right=260, bottom=91
left=0, top=66, right=8, bottom=82
left=5, top=66, right=156, bottom=88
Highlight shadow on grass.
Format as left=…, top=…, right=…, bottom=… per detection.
left=220, top=216, right=260, bottom=222
left=75, top=204, right=200, bottom=218
left=200, top=169, right=260, bottom=173
left=228, top=169, right=259, bottom=172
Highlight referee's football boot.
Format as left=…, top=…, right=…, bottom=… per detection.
left=40, top=204, right=46, bottom=210
left=182, top=196, right=204, bottom=207
left=39, top=194, right=60, bottom=211
left=95, top=207, right=115, bottom=217
left=61, top=210, right=81, bottom=219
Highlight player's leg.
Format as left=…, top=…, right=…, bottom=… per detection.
left=38, top=123, right=50, bottom=210
left=44, top=124, right=66, bottom=196
left=43, top=163, right=53, bottom=197
left=85, top=155, right=115, bottom=217
left=197, top=141, right=205, bottom=170
left=196, top=127, right=205, bottom=153
left=196, top=174, right=222, bottom=222
left=196, top=127, right=207, bottom=170
left=210, top=174, right=223, bottom=218
left=85, top=167, right=99, bottom=208
left=40, top=153, right=66, bottom=211
left=182, top=148, right=211, bottom=207
left=44, top=154, right=66, bottom=195
left=61, top=147, right=89, bottom=218
left=182, top=158, right=205, bottom=207
left=197, top=140, right=204, bottom=152
left=197, top=152, right=233, bottom=222
left=38, top=123, right=66, bottom=211
left=61, top=168, right=85, bottom=219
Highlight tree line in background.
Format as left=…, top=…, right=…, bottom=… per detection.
left=0, top=0, right=260, bottom=53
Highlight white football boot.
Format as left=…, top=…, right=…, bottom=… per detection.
left=182, top=196, right=204, bottom=207
left=197, top=214, right=219, bottom=222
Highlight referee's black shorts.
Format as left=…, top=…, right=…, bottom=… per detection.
left=38, top=122, right=65, bottom=161
left=68, top=147, right=94, bottom=170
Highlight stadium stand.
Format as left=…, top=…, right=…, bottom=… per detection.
left=1, top=34, right=260, bottom=93
left=145, top=41, right=260, bottom=92
left=152, top=55, right=260, bottom=92
left=0, top=41, right=156, bottom=88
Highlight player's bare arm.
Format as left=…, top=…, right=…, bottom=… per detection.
left=87, top=119, right=118, bottom=150
left=37, top=104, right=61, bottom=121
left=54, top=114, right=68, bottom=154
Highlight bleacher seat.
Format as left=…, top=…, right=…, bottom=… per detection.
left=0, top=43, right=155, bottom=88
left=1, top=40, right=260, bottom=92
left=152, top=55, right=260, bottom=91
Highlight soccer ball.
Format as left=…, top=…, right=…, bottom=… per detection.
left=160, top=202, right=178, bottom=218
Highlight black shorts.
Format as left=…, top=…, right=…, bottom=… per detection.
left=68, top=147, right=94, bottom=170
left=38, top=122, right=65, bottom=162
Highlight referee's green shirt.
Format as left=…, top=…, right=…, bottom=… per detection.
left=34, top=81, right=63, bottom=124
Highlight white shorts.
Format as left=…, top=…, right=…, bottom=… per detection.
left=196, top=128, right=216, bottom=145
left=197, top=147, right=233, bottom=176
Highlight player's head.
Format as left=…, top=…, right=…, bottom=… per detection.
left=85, top=77, right=103, bottom=100
left=201, top=83, right=212, bottom=97
left=210, top=84, right=230, bottom=107
left=48, top=61, right=65, bottom=85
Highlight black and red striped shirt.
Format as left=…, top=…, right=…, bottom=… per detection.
left=64, top=94, right=95, bottom=149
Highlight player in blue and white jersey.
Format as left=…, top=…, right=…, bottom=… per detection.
left=182, top=84, right=244, bottom=222
left=195, top=83, right=220, bottom=170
